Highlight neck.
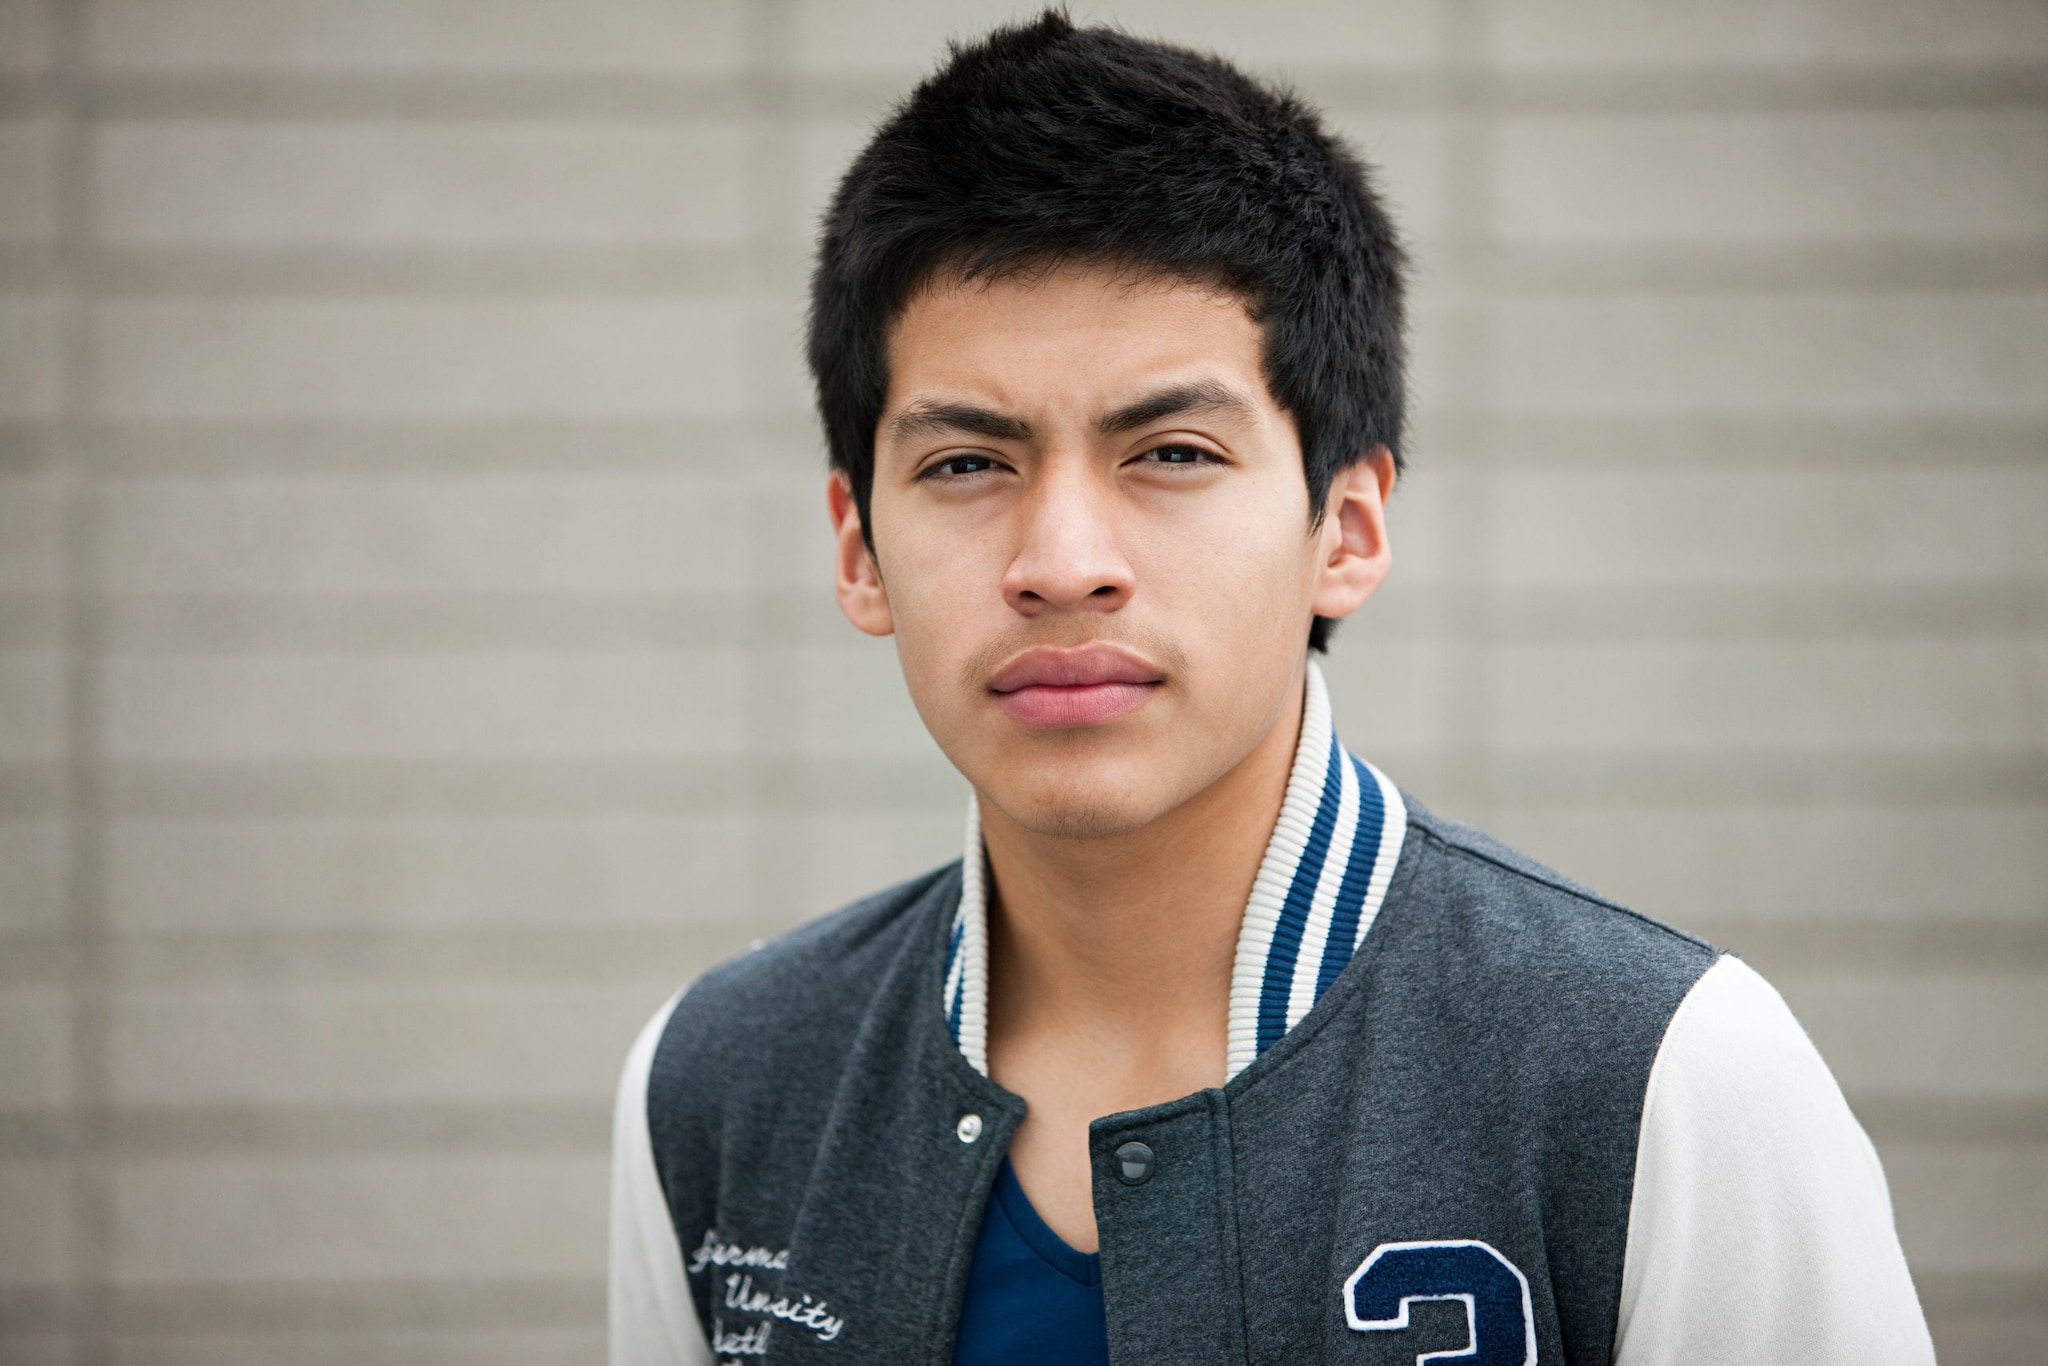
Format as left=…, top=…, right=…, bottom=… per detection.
left=978, top=663, right=1307, bottom=1075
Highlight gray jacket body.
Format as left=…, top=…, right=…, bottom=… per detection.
left=644, top=798, right=1717, bottom=1365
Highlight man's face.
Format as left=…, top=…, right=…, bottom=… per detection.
left=832, top=262, right=1387, bottom=840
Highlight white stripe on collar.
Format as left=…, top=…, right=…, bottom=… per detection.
left=943, top=659, right=1405, bottom=1082
left=945, top=793, right=992, bottom=1076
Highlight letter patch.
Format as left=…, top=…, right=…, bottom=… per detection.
left=684, top=1228, right=847, bottom=1355
left=1343, top=1240, right=1536, bottom=1366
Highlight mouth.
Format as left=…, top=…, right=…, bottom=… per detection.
left=987, top=643, right=1165, bottom=728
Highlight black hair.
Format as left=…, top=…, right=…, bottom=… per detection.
left=806, top=7, right=1407, bottom=652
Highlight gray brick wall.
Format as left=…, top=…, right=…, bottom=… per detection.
left=0, top=1, right=2041, bottom=1361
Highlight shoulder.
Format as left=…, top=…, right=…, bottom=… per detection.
left=1329, top=795, right=1728, bottom=1132
left=642, top=859, right=961, bottom=1104
left=1639, top=954, right=1890, bottom=1202
left=1650, top=953, right=1833, bottom=1108
left=1393, top=798, right=1720, bottom=993
left=1617, top=955, right=1935, bottom=1362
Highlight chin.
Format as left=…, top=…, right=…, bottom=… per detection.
left=1007, top=792, right=1153, bottom=841
left=979, top=748, right=1186, bottom=842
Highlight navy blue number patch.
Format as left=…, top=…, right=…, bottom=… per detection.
left=1343, top=1240, right=1536, bottom=1366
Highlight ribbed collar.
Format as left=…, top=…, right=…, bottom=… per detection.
left=942, top=660, right=1407, bottom=1083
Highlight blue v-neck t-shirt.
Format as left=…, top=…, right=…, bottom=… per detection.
left=951, top=1158, right=1111, bottom=1365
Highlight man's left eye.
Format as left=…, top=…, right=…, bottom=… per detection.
left=1143, top=445, right=1217, bottom=466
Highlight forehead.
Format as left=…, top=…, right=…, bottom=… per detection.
left=883, top=263, right=1273, bottom=417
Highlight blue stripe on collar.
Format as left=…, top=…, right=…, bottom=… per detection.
left=1318, top=753, right=1388, bottom=999
left=944, top=660, right=1405, bottom=1082
left=1228, top=660, right=1406, bottom=1078
left=944, top=914, right=967, bottom=1043
left=1255, top=733, right=1347, bottom=1055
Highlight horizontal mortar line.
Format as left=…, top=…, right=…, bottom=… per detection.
left=0, top=762, right=64, bottom=817
left=8, top=755, right=2048, bottom=820
left=10, top=240, right=2045, bottom=296
left=1915, top=1272, right=2048, bottom=1320
left=4, top=241, right=2040, bottom=300
left=16, top=70, right=1423, bottom=122
left=1689, top=919, right=2048, bottom=973
left=107, top=921, right=778, bottom=984
left=0, top=1276, right=2039, bottom=1342
left=0, top=427, right=60, bottom=475
left=0, top=932, right=70, bottom=983
left=53, top=71, right=929, bottom=122
left=1482, top=243, right=2048, bottom=295
left=56, top=752, right=2048, bottom=816
left=1343, top=753, right=2048, bottom=806
left=4, top=431, right=2041, bottom=481
left=1476, top=66, right=2048, bottom=113
left=0, top=81, right=53, bottom=119
left=0, top=245, right=58, bottom=291
left=1390, top=66, right=2048, bottom=115
left=1851, top=1095, right=2048, bottom=1146
left=1460, top=750, right=2048, bottom=805
left=0, top=1095, right=2033, bottom=1164
left=1469, top=583, right=2048, bottom=642
left=95, top=755, right=968, bottom=816
left=83, top=73, right=773, bottom=121
left=70, top=433, right=2041, bottom=476
left=64, top=417, right=829, bottom=476
left=1430, top=414, right=2048, bottom=469
left=1237, top=593, right=2024, bottom=646
left=87, top=591, right=848, bottom=654
left=72, top=244, right=783, bottom=299
left=0, top=595, right=65, bottom=647
left=74, top=432, right=823, bottom=475
left=2, top=916, right=2040, bottom=990
left=5, top=583, right=2035, bottom=654
left=9, top=757, right=2042, bottom=823
left=16, top=439, right=2039, bottom=475
left=119, top=922, right=2048, bottom=983
left=4, top=414, right=2040, bottom=474
left=0, top=1275, right=2038, bottom=1339
left=0, top=1276, right=605, bottom=1335
left=0, top=63, right=2039, bottom=120
left=58, top=445, right=828, bottom=479
left=0, top=1101, right=608, bottom=1159
left=0, top=920, right=780, bottom=987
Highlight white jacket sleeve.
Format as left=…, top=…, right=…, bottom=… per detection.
left=1614, top=955, right=1935, bottom=1364
left=609, top=991, right=711, bottom=1366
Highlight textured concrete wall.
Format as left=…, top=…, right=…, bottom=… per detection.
left=0, top=1, right=2042, bottom=1361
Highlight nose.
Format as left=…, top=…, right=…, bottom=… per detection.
left=1000, top=463, right=1135, bottom=616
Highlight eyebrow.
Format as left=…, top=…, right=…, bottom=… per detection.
left=885, top=402, right=1032, bottom=445
left=1098, top=381, right=1258, bottom=434
left=883, top=380, right=1257, bottom=448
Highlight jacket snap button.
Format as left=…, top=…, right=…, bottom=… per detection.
left=956, top=1114, right=982, bottom=1144
left=1114, top=1140, right=1155, bottom=1185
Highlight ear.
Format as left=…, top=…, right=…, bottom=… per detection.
left=827, top=471, right=894, bottom=637
left=1309, top=447, right=1395, bottom=622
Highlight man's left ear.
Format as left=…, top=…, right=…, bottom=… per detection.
left=1309, top=447, right=1395, bottom=622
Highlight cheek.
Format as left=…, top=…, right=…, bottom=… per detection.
left=886, top=519, right=998, bottom=633
left=871, top=514, right=1001, bottom=706
left=1130, top=486, right=1318, bottom=647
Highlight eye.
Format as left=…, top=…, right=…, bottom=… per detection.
left=1138, top=443, right=1222, bottom=468
left=922, top=453, right=1002, bottom=479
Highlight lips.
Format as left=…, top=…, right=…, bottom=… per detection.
left=988, top=644, right=1164, bottom=728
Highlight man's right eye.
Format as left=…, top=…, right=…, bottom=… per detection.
left=925, top=455, right=999, bottom=478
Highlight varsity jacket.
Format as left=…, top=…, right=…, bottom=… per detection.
left=612, top=664, right=1933, bottom=1364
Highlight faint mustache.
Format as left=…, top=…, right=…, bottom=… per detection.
left=958, top=629, right=1189, bottom=696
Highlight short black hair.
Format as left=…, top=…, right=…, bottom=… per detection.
left=807, top=8, right=1407, bottom=652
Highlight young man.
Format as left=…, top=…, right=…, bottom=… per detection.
left=612, top=13, right=1933, bottom=1364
